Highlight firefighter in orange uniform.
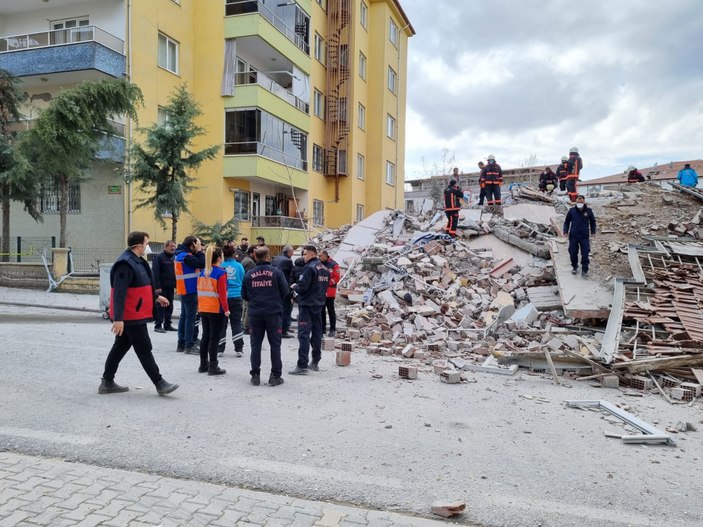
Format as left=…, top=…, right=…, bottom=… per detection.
left=479, top=155, right=503, bottom=209
left=443, top=176, right=464, bottom=238
left=566, top=147, right=583, bottom=202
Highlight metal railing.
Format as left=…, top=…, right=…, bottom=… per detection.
left=8, top=118, right=126, bottom=137
left=224, top=141, right=308, bottom=170
left=234, top=71, right=309, bottom=113
left=0, top=25, right=124, bottom=54
left=225, top=0, right=310, bottom=54
left=251, top=215, right=307, bottom=229
left=0, top=236, right=55, bottom=263
left=68, top=247, right=122, bottom=274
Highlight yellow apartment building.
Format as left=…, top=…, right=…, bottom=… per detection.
left=0, top=0, right=413, bottom=264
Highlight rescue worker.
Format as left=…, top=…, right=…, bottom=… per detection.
left=289, top=245, right=329, bottom=375
left=563, top=195, right=596, bottom=278
left=319, top=249, right=341, bottom=337
left=196, top=245, right=229, bottom=375
left=99, top=231, right=178, bottom=396
left=538, top=166, right=558, bottom=194
left=174, top=236, right=205, bottom=354
left=565, top=147, right=583, bottom=203
left=242, top=246, right=289, bottom=386
left=677, top=163, right=698, bottom=187
left=480, top=155, right=503, bottom=209
left=626, top=166, right=645, bottom=183
left=219, top=242, right=245, bottom=357
left=476, top=161, right=486, bottom=206
left=152, top=240, right=176, bottom=333
left=240, top=245, right=256, bottom=335
left=556, top=156, right=569, bottom=192
left=272, top=245, right=295, bottom=337
left=443, top=178, right=463, bottom=237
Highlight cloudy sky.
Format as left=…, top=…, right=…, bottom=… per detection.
left=400, top=0, right=703, bottom=180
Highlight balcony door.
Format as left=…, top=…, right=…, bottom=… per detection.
left=51, top=17, right=90, bottom=45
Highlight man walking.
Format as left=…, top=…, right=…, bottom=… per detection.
left=100, top=231, right=179, bottom=396
left=565, top=147, right=583, bottom=202
left=289, top=245, right=329, bottom=375
left=174, top=236, right=205, bottom=354
left=242, top=246, right=289, bottom=386
left=152, top=240, right=176, bottom=333
left=563, top=195, right=596, bottom=278
left=480, top=155, right=503, bottom=209
left=319, top=249, right=340, bottom=337
left=272, top=245, right=295, bottom=337
left=443, top=179, right=463, bottom=238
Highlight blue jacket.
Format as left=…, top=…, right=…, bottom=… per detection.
left=221, top=258, right=245, bottom=298
left=295, top=257, right=329, bottom=307
left=174, top=245, right=205, bottom=295
left=242, top=262, right=289, bottom=315
left=677, top=168, right=698, bottom=187
left=563, top=205, right=596, bottom=239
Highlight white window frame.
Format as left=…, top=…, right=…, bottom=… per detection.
left=356, top=153, right=365, bottom=180
left=388, top=66, right=397, bottom=94
left=386, top=114, right=396, bottom=140
left=385, top=161, right=396, bottom=186
left=312, top=144, right=325, bottom=173
left=234, top=190, right=251, bottom=221
left=356, top=204, right=365, bottom=223
left=389, top=19, right=399, bottom=47
left=313, top=199, right=325, bottom=226
left=51, top=17, right=89, bottom=30
left=314, top=33, right=326, bottom=65
left=313, top=89, right=325, bottom=119
left=359, top=51, right=367, bottom=80
left=358, top=103, right=366, bottom=130
left=158, top=32, right=179, bottom=74
left=360, top=2, right=368, bottom=30
left=338, top=149, right=348, bottom=175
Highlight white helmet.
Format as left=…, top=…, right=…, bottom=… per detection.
left=487, top=154, right=496, bottom=161
left=569, top=146, right=579, bottom=154
left=627, top=165, right=635, bottom=171
left=561, top=155, right=568, bottom=162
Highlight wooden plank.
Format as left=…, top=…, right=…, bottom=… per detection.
left=628, top=245, right=646, bottom=284
left=600, top=278, right=626, bottom=364
left=610, top=355, right=703, bottom=373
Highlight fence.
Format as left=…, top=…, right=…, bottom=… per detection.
left=68, top=248, right=122, bottom=274
left=0, top=236, right=56, bottom=263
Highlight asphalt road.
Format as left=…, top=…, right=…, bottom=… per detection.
left=1, top=304, right=702, bottom=527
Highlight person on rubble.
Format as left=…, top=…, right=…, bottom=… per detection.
left=476, top=161, right=486, bottom=206
left=677, top=163, right=699, bottom=188
left=443, top=178, right=463, bottom=238
left=555, top=156, right=569, bottom=192
left=565, top=147, right=583, bottom=202
left=563, top=195, right=596, bottom=278
left=626, top=166, right=645, bottom=183
left=479, top=155, right=503, bottom=209
left=538, top=166, right=558, bottom=194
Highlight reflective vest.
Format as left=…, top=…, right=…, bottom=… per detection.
left=109, top=250, right=154, bottom=324
left=197, top=266, right=226, bottom=314
left=480, top=164, right=503, bottom=186
left=175, top=251, right=199, bottom=295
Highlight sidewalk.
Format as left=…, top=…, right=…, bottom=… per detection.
left=0, top=452, right=456, bottom=527
left=0, top=287, right=101, bottom=313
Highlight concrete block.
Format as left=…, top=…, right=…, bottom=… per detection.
left=336, top=350, right=351, bottom=366
left=628, top=375, right=653, bottom=390
left=340, top=342, right=354, bottom=352
left=510, top=303, right=539, bottom=324
left=440, top=370, right=461, bottom=384
left=322, top=337, right=336, bottom=351
left=401, top=344, right=415, bottom=358
left=602, top=375, right=620, bottom=389
left=398, top=365, right=418, bottom=380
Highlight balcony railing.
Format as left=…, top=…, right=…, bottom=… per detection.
left=251, top=215, right=307, bottom=229
left=8, top=118, right=126, bottom=137
left=234, top=71, right=309, bottom=114
left=224, top=141, right=307, bottom=171
left=225, top=0, right=310, bottom=55
left=0, top=26, right=124, bottom=54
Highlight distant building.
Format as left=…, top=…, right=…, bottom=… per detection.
left=580, top=160, right=703, bottom=192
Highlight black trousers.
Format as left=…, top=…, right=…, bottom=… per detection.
left=102, top=323, right=162, bottom=384
left=297, top=305, right=323, bottom=368
left=568, top=236, right=591, bottom=272
left=321, top=296, right=336, bottom=333
left=249, top=313, right=283, bottom=377
left=281, top=295, right=293, bottom=333
left=219, top=297, right=244, bottom=353
left=445, top=211, right=459, bottom=236
left=485, top=184, right=501, bottom=205
left=478, top=187, right=486, bottom=205
left=200, top=313, right=226, bottom=368
left=154, top=286, right=174, bottom=328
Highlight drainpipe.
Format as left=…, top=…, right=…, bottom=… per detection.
left=126, top=0, right=133, bottom=233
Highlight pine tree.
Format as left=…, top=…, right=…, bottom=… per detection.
left=191, top=216, right=240, bottom=246
left=131, top=84, right=219, bottom=241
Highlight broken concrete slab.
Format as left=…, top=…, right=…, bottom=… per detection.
left=503, top=203, right=560, bottom=226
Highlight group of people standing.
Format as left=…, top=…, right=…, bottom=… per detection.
left=99, top=231, right=341, bottom=394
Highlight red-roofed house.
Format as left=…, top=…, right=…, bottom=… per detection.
left=580, top=160, right=703, bottom=192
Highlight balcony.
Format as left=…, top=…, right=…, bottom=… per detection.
left=0, top=26, right=125, bottom=80
left=225, top=141, right=307, bottom=171
left=251, top=215, right=307, bottom=229
left=225, top=0, right=310, bottom=55
left=234, top=71, right=309, bottom=114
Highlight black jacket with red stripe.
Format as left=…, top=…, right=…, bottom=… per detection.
left=109, top=249, right=157, bottom=325
left=567, top=154, right=583, bottom=178
left=443, top=185, right=463, bottom=211
left=480, top=163, right=503, bottom=185
left=555, top=162, right=569, bottom=181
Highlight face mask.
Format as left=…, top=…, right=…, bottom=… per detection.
left=143, top=244, right=153, bottom=256
left=576, top=203, right=584, bottom=209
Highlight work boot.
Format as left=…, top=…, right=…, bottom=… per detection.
left=288, top=366, right=309, bottom=375
left=198, top=360, right=209, bottom=373
left=309, top=362, right=320, bottom=372
left=184, top=345, right=198, bottom=355
left=155, top=379, right=179, bottom=395
left=208, top=366, right=226, bottom=376
left=250, top=374, right=260, bottom=386
left=268, top=375, right=284, bottom=386
left=154, top=325, right=166, bottom=334
left=98, top=378, right=129, bottom=394
left=571, top=267, right=578, bottom=275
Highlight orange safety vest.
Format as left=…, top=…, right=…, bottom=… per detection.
left=197, top=266, right=225, bottom=313
left=175, top=252, right=199, bottom=295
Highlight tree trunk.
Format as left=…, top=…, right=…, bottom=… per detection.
left=59, top=174, right=68, bottom=248
left=171, top=214, right=178, bottom=243
left=1, top=185, right=10, bottom=263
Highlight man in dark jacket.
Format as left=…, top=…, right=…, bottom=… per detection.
left=289, top=245, right=330, bottom=375
left=100, top=231, right=178, bottom=396
left=174, top=236, right=205, bottom=354
left=538, top=167, right=558, bottom=194
left=555, top=156, right=569, bottom=192
left=272, top=245, right=295, bottom=337
left=480, top=155, right=503, bottom=208
left=152, top=240, right=176, bottom=333
left=240, top=245, right=256, bottom=335
left=626, top=166, right=645, bottom=183
left=443, top=179, right=463, bottom=237
left=242, top=246, right=289, bottom=386
left=563, top=195, right=596, bottom=278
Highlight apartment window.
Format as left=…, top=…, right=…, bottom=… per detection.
left=313, top=89, right=325, bottom=119
left=252, top=192, right=260, bottom=218
left=314, top=33, right=325, bottom=65
left=359, top=52, right=367, bottom=80
left=158, top=33, right=179, bottom=74
left=157, top=107, right=169, bottom=125
left=356, top=204, right=365, bottom=223
left=316, top=0, right=326, bottom=9
left=356, top=153, right=365, bottom=180
left=338, top=149, right=347, bottom=175
left=339, top=97, right=348, bottom=124
left=386, top=114, right=396, bottom=140
left=389, top=19, right=399, bottom=47
left=233, top=190, right=250, bottom=221
left=51, top=17, right=89, bottom=30
left=388, top=66, right=397, bottom=94
left=386, top=161, right=396, bottom=186
left=313, top=199, right=324, bottom=226
left=358, top=103, right=366, bottom=130
left=313, top=144, right=325, bottom=173
left=41, top=180, right=81, bottom=214
left=360, top=2, right=368, bottom=29
left=340, top=44, right=349, bottom=69
left=265, top=195, right=277, bottom=216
